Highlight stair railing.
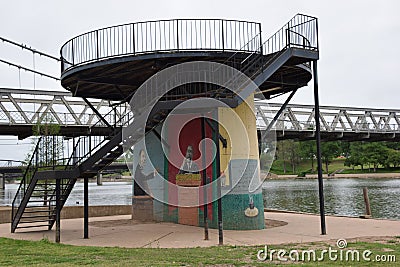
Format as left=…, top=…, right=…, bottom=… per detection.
left=63, top=105, right=133, bottom=169
left=11, top=134, right=67, bottom=221
left=11, top=137, right=42, bottom=222
left=206, top=14, right=318, bottom=101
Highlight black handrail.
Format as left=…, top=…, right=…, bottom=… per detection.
left=63, top=105, right=132, bottom=168
left=60, top=19, right=261, bottom=72
left=11, top=136, right=42, bottom=222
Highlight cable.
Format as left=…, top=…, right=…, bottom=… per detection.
left=0, top=36, right=60, bottom=62
left=0, top=143, right=32, bottom=146
left=0, top=59, right=60, bottom=81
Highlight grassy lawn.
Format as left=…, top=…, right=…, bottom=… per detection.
left=0, top=237, right=398, bottom=266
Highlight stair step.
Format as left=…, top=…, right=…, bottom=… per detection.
left=16, top=224, right=50, bottom=229
left=24, top=206, right=52, bottom=210
left=82, top=170, right=98, bottom=174
left=21, top=214, right=55, bottom=219
left=31, top=194, right=68, bottom=198
left=102, top=155, right=118, bottom=160
left=33, top=189, right=56, bottom=191
left=23, top=209, right=55, bottom=214
left=18, top=218, right=53, bottom=224
left=28, top=199, right=56, bottom=203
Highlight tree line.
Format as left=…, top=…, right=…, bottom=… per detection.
left=260, top=140, right=400, bottom=174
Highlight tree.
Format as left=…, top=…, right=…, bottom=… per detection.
left=276, top=140, right=300, bottom=174
left=298, top=141, right=316, bottom=172
left=260, top=152, right=274, bottom=171
left=338, top=141, right=351, bottom=158
left=276, top=141, right=288, bottom=174
left=320, top=141, right=340, bottom=174
left=345, top=142, right=368, bottom=171
left=386, top=149, right=400, bottom=167
left=365, top=142, right=388, bottom=172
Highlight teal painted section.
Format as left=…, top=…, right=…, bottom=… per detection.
left=152, top=199, right=164, bottom=221
left=221, top=193, right=265, bottom=230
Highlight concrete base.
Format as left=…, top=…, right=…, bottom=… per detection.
left=132, top=196, right=154, bottom=222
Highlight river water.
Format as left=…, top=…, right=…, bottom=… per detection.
left=262, top=178, right=400, bottom=220
left=1, top=178, right=399, bottom=220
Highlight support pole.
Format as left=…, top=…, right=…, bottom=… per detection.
left=84, top=177, right=89, bottom=239
left=0, top=173, right=4, bottom=190
left=55, top=178, right=61, bottom=243
left=214, top=119, right=223, bottom=245
left=97, top=172, right=103, bottom=186
left=201, top=116, right=209, bottom=240
left=313, top=60, right=326, bottom=235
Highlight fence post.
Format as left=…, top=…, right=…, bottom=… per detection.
left=221, top=20, right=225, bottom=51
left=258, top=23, right=263, bottom=54
left=176, top=20, right=179, bottom=51
left=96, top=30, right=99, bottom=60
left=72, top=39, right=75, bottom=65
left=362, top=187, right=372, bottom=218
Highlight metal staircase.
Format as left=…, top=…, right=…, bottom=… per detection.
left=226, top=14, right=319, bottom=103
left=11, top=120, right=124, bottom=233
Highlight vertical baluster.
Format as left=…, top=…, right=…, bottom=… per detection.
left=132, top=23, right=135, bottom=55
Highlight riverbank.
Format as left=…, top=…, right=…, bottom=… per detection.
left=263, top=171, right=400, bottom=180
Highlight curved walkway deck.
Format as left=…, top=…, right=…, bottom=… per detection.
left=1, top=212, right=399, bottom=248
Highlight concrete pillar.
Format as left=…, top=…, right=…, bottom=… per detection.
left=97, top=172, right=103, bottom=186
left=217, top=94, right=265, bottom=230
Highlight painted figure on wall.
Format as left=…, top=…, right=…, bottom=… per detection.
left=134, top=149, right=156, bottom=196
left=178, top=145, right=199, bottom=174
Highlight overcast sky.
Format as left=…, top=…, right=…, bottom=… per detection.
left=0, top=0, right=399, bottom=161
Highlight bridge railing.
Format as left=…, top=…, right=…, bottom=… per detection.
left=0, top=109, right=130, bottom=126
left=259, top=120, right=400, bottom=132
left=256, top=102, right=400, bottom=135
left=61, top=19, right=262, bottom=72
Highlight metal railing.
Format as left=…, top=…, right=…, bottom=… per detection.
left=61, top=19, right=261, bottom=72
left=262, top=14, right=318, bottom=55
left=127, top=14, right=318, bottom=116
left=209, top=14, right=318, bottom=101
left=256, top=102, right=400, bottom=134
left=0, top=110, right=129, bottom=126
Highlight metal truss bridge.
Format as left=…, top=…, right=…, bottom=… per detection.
left=0, top=88, right=399, bottom=141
